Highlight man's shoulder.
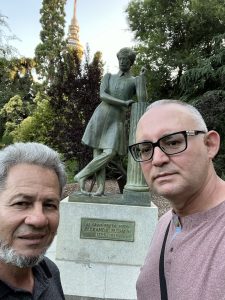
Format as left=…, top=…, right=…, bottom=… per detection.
left=33, top=257, right=65, bottom=299
left=159, top=209, right=173, bottom=222
left=38, top=256, right=60, bottom=278
left=148, top=210, right=172, bottom=244
left=157, top=209, right=173, bottom=230
left=42, top=256, right=59, bottom=270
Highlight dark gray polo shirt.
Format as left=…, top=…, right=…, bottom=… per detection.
left=0, top=257, right=65, bottom=299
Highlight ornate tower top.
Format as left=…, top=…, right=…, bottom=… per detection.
left=67, top=0, right=84, bottom=59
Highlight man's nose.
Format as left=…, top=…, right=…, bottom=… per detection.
left=24, top=205, right=48, bottom=227
left=151, top=146, right=169, bottom=166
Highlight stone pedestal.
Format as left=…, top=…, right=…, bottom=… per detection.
left=123, top=102, right=150, bottom=206
left=124, top=102, right=149, bottom=192
left=54, top=196, right=158, bottom=300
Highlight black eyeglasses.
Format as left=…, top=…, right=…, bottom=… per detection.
left=129, top=130, right=206, bottom=162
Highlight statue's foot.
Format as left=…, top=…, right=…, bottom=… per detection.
left=74, top=175, right=89, bottom=195
left=92, top=187, right=104, bottom=197
left=74, top=174, right=80, bottom=183
left=80, top=189, right=91, bottom=196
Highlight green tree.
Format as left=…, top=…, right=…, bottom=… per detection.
left=35, top=0, right=66, bottom=83
left=0, top=57, right=36, bottom=104
left=48, top=47, right=104, bottom=169
left=0, top=57, right=37, bottom=137
left=0, top=13, right=37, bottom=140
left=0, top=95, right=25, bottom=143
left=126, top=0, right=225, bottom=100
left=12, top=92, right=56, bottom=144
left=179, top=33, right=225, bottom=176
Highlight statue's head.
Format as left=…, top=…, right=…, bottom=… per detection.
left=117, top=47, right=136, bottom=72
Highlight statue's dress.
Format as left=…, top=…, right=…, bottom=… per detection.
left=82, top=71, right=136, bottom=155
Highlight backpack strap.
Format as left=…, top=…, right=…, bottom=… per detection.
left=159, top=221, right=171, bottom=300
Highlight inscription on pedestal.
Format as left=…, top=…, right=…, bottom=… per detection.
left=80, top=218, right=135, bottom=242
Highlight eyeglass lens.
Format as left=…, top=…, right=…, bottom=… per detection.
left=133, top=132, right=187, bottom=161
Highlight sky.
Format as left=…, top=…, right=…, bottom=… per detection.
left=0, top=0, right=135, bottom=73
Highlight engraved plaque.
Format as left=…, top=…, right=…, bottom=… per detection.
left=80, top=218, right=135, bottom=242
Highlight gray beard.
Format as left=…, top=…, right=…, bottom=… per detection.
left=0, top=240, right=47, bottom=268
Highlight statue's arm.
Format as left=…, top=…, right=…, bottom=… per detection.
left=135, top=67, right=148, bottom=102
left=100, top=91, right=134, bottom=107
left=100, top=74, right=134, bottom=107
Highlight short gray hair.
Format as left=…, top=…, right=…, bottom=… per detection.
left=0, top=142, right=66, bottom=196
left=147, top=99, right=208, bottom=132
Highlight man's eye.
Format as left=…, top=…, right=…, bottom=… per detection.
left=13, top=201, right=30, bottom=208
left=44, top=203, right=59, bottom=210
left=140, top=146, right=152, bottom=153
left=169, top=140, right=180, bottom=145
left=163, top=138, right=183, bottom=148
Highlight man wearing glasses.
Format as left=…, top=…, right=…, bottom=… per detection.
left=129, top=99, right=225, bottom=300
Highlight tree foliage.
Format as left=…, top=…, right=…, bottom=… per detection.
left=47, top=47, right=104, bottom=169
left=0, top=57, right=37, bottom=137
left=126, top=0, right=225, bottom=100
left=12, top=92, right=56, bottom=144
left=179, top=34, right=225, bottom=176
left=0, top=95, right=24, bottom=143
left=180, top=34, right=225, bottom=99
left=35, top=0, right=66, bottom=83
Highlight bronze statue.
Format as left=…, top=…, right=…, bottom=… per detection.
left=74, top=47, right=147, bottom=196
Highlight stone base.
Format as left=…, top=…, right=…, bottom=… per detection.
left=54, top=260, right=141, bottom=300
left=123, top=189, right=151, bottom=206
left=69, top=190, right=151, bottom=207
left=55, top=196, right=158, bottom=299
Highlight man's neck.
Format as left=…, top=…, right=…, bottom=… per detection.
left=170, top=173, right=225, bottom=217
left=0, top=262, right=34, bottom=293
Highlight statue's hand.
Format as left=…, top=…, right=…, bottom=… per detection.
left=140, top=66, right=147, bottom=75
left=126, top=99, right=135, bottom=107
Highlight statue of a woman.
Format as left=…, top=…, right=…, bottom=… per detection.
left=74, top=47, right=147, bottom=196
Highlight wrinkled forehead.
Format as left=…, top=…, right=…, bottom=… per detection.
left=136, top=104, right=198, bottom=142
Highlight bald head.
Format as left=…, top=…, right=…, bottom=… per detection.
left=136, top=100, right=207, bottom=143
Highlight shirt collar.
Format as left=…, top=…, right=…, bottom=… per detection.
left=118, top=70, right=130, bottom=77
left=171, top=200, right=225, bottom=229
left=0, top=258, right=52, bottom=298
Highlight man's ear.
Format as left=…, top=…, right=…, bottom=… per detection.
left=204, top=130, right=220, bottom=159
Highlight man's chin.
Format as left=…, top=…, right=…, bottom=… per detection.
left=10, top=253, right=45, bottom=268
left=153, top=184, right=177, bottom=199
left=0, top=242, right=47, bottom=268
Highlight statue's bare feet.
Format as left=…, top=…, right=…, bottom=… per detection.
left=74, top=175, right=90, bottom=195
left=92, top=186, right=104, bottom=197
left=80, top=189, right=90, bottom=196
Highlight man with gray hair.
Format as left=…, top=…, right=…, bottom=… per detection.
left=129, top=99, right=225, bottom=299
left=0, top=142, right=66, bottom=299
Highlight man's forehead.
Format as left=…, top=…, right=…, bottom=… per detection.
left=139, top=104, right=193, bottom=124
left=136, top=104, right=195, bottom=139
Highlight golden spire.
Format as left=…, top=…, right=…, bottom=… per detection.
left=67, top=0, right=84, bottom=59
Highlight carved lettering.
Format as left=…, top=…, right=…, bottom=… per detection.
left=80, top=218, right=135, bottom=242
